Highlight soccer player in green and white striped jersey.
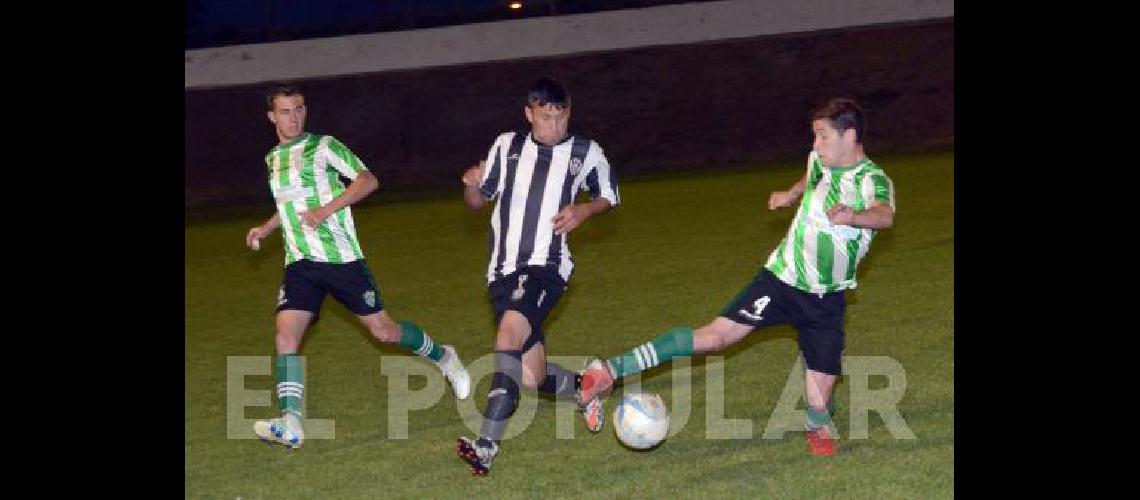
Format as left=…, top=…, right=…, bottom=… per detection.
left=578, top=98, right=895, bottom=457
left=247, top=83, right=471, bottom=450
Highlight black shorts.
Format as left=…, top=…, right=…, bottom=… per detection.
left=720, top=269, right=846, bottom=375
left=276, top=259, right=385, bottom=318
left=489, top=266, right=566, bottom=353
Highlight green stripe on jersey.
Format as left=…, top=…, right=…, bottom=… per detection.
left=765, top=153, right=894, bottom=294
left=279, top=146, right=312, bottom=262
left=266, top=133, right=369, bottom=266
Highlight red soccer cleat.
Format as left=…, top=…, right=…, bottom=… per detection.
left=578, top=358, right=614, bottom=404
left=805, top=427, right=837, bottom=457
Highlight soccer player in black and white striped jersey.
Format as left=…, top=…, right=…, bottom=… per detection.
left=455, top=78, right=620, bottom=476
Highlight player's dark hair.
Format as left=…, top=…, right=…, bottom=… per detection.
left=526, top=78, right=571, bottom=109
left=266, top=83, right=304, bottom=111
left=811, top=98, right=865, bottom=143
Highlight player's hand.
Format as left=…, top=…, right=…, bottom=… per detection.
left=552, top=204, right=590, bottom=235
left=768, top=190, right=797, bottom=210
left=462, top=160, right=486, bottom=187
left=827, top=204, right=856, bottom=226
left=301, top=207, right=329, bottom=229
left=246, top=226, right=270, bottom=251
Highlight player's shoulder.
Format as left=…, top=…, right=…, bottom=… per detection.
left=570, top=134, right=603, bottom=153
left=494, top=131, right=520, bottom=144
left=859, top=156, right=890, bottom=176
left=312, top=133, right=338, bottom=146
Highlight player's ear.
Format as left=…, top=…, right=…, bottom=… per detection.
left=523, top=105, right=534, bottom=125
left=267, top=110, right=276, bottom=125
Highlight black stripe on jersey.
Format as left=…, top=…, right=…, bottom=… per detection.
left=585, top=167, right=601, bottom=198
left=492, top=133, right=528, bottom=281
left=548, top=137, right=592, bottom=262
left=480, top=142, right=503, bottom=199
left=516, top=143, right=554, bottom=265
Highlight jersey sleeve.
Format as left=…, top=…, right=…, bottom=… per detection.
left=581, top=141, right=620, bottom=207
left=479, top=133, right=512, bottom=201
left=324, top=136, right=368, bottom=180
left=861, top=171, right=896, bottom=211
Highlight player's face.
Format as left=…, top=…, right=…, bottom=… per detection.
left=268, top=95, right=307, bottom=143
left=525, top=103, right=571, bottom=146
left=812, top=119, right=856, bottom=168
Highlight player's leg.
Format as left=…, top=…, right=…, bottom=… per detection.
left=458, top=310, right=528, bottom=476
left=578, top=318, right=752, bottom=403
left=458, top=267, right=564, bottom=476
left=531, top=339, right=581, bottom=401
left=579, top=269, right=788, bottom=405
left=330, top=260, right=471, bottom=399
left=255, top=262, right=323, bottom=449
left=520, top=340, right=547, bottom=390
left=356, top=310, right=471, bottom=400
left=510, top=274, right=583, bottom=408
left=795, top=288, right=846, bottom=456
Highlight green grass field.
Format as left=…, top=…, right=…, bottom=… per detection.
left=185, top=151, right=953, bottom=498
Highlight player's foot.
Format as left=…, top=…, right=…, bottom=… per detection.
left=578, top=357, right=614, bottom=404
left=805, top=427, right=836, bottom=457
left=438, top=345, right=471, bottom=400
left=580, top=396, right=605, bottom=433
left=254, top=415, right=304, bottom=450
left=456, top=436, right=499, bottom=476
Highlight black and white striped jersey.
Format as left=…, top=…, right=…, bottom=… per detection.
left=477, top=131, right=621, bottom=285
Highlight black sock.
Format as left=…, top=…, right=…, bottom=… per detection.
left=537, top=362, right=580, bottom=401
left=480, top=350, right=522, bottom=443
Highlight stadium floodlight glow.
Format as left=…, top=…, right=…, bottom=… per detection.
left=509, top=2, right=522, bottom=9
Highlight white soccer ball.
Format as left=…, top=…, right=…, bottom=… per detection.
left=613, top=392, right=669, bottom=450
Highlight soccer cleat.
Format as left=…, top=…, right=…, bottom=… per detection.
left=253, top=416, right=304, bottom=450
left=456, top=436, right=499, bottom=476
left=805, top=427, right=836, bottom=457
left=580, top=396, right=605, bottom=433
left=438, top=345, right=471, bottom=400
left=578, top=357, right=614, bottom=404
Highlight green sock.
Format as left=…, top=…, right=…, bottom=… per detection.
left=806, top=405, right=832, bottom=431
left=275, top=354, right=304, bottom=418
left=606, top=327, right=694, bottom=379
left=399, top=320, right=444, bottom=362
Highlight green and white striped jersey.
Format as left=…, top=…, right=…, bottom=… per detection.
left=765, top=151, right=895, bottom=294
left=265, top=133, right=368, bottom=265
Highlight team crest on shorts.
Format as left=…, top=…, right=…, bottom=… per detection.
left=568, top=157, right=583, bottom=177
left=363, top=290, right=376, bottom=308
left=511, top=275, right=528, bottom=301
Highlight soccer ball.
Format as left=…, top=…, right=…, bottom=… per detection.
left=613, top=392, right=669, bottom=450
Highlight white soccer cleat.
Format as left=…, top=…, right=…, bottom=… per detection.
left=253, top=416, right=304, bottom=450
left=438, top=345, right=471, bottom=400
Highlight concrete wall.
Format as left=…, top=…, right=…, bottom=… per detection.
left=185, top=18, right=953, bottom=208
left=185, top=0, right=954, bottom=88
